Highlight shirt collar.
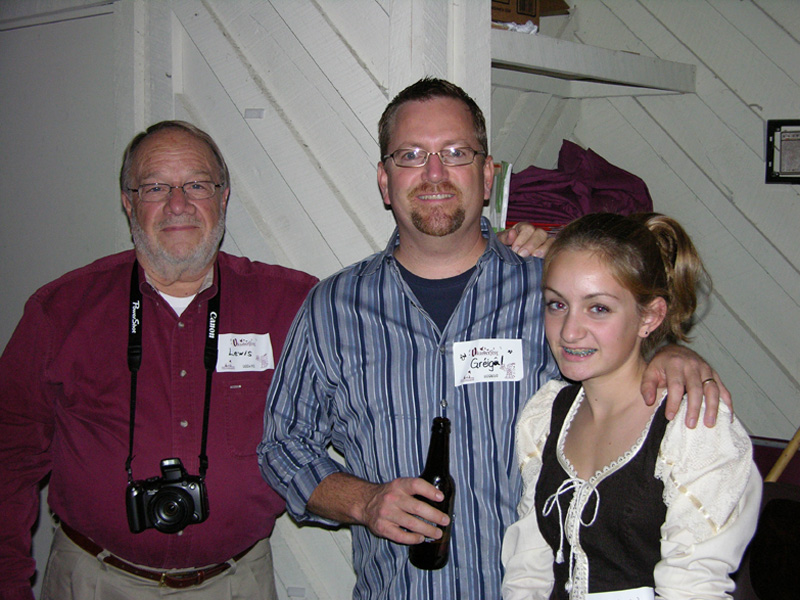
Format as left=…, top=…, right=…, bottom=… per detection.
left=356, top=216, right=528, bottom=277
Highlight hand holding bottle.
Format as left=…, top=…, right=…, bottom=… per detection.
left=307, top=471, right=451, bottom=545
left=360, top=477, right=450, bottom=544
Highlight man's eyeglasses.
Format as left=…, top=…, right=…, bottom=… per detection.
left=128, top=181, right=224, bottom=203
left=382, top=147, right=485, bottom=168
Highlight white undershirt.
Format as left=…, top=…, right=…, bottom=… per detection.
left=158, top=291, right=196, bottom=316
left=144, top=267, right=213, bottom=317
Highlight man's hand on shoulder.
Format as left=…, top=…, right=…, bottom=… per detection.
left=497, top=223, right=553, bottom=258
left=641, top=344, right=732, bottom=429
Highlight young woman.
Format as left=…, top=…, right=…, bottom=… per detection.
left=501, top=212, right=761, bottom=600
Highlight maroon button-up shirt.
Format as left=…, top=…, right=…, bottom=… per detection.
left=0, top=250, right=317, bottom=598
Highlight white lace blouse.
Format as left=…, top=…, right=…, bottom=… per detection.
left=501, top=380, right=763, bottom=600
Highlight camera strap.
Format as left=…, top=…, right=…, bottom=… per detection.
left=125, top=260, right=220, bottom=481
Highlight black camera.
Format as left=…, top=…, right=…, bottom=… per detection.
left=126, top=458, right=209, bottom=534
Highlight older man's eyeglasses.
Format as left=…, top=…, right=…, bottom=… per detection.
left=128, top=181, right=223, bottom=203
left=382, top=147, right=485, bottom=168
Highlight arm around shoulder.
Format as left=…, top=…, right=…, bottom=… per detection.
left=643, top=344, right=731, bottom=428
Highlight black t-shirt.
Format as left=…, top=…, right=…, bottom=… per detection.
left=396, top=262, right=476, bottom=332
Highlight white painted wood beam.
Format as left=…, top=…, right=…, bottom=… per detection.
left=491, top=29, right=696, bottom=94
left=493, top=68, right=684, bottom=99
left=388, top=0, right=449, bottom=93
left=387, top=0, right=491, bottom=114
left=450, top=0, right=492, bottom=128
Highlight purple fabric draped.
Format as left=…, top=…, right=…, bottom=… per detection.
left=505, top=140, right=653, bottom=229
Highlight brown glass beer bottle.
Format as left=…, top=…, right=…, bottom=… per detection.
left=409, top=417, right=456, bottom=570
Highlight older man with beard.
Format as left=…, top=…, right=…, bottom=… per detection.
left=0, top=121, right=318, bottom=600
left=258, top=78, right=727, bottom=600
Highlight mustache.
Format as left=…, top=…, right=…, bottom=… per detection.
left=409, top=181, right=459, bottom=197
left=155, top=217, right=203, bottom=231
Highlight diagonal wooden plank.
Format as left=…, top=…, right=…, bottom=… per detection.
left=640, top=0, right=800, bottom=115
left=171, top=1, right=388, bottom=276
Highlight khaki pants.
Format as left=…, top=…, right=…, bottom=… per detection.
left=41, top=526, right=278, bottom=600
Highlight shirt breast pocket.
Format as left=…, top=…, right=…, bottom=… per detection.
left=221, top=377, right=271, bottom=457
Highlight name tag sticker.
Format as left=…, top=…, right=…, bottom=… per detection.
left=587, top=587, right=654, bottom=600
left=217, top=333, right=274, bottom=372
left=452, top=338, right=523, bottom=386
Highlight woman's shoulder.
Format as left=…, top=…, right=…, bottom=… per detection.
left=663, top=397, right=751, bottom=457
left=518, top=380, right=570, bottom=428
left=515, top=380, right=571, bottom=465
left=658, top=395, right=757, bottom=538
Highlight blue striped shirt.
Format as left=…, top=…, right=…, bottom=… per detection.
left=259, top=218, right=559, bottom=599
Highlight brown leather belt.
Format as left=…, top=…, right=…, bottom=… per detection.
left=60, top=521, right=254, bottom=589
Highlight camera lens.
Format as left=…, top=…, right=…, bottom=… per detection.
left=149, top=488, right=193, bottom=533
left=160, top=500, right=180, bottom=518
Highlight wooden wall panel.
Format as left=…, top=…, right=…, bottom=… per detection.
left=167, top=1, right=391, bottom=280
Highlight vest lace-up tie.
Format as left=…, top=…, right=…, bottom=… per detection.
left=543, top=477, right=600, bottom=594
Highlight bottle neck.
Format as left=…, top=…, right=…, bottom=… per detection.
left=423, top=418, right=451, bottom=474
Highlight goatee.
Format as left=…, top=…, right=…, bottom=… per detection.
left=408, top=183, right=465, bottom=237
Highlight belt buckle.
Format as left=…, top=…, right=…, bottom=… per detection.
left=159, top=572, right=168, bottom=587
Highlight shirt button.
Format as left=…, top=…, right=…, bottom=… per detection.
left=439, top=346, right=446, bottom=354
left=178, top=322, right=185, bottom=329
left=440, top=399, right=448, bottom=408
left=180, top=369, right=187, bottom=377
left=180, top=420, right=189, bottom=428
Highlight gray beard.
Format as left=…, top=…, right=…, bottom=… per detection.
left=129, top=210, right=226, bottom=282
